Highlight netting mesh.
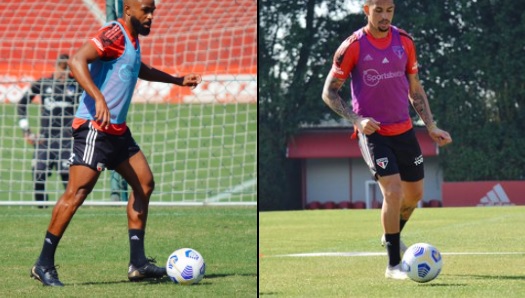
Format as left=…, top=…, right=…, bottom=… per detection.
left=0, top=0, right=257, bottom=205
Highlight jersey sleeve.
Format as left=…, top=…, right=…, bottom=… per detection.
left=399, top=31, right=418, bottom=75
left=88, top=23, right=126, bottom=61
left=17, top=79, right=41, bottom=118
left=330, top=34, right=360, bottom=80
left=29, top=80, right=42, bottom=97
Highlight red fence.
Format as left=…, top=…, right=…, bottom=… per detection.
left=442, top=181, right=525, bottom=207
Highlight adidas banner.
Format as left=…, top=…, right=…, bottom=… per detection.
left=442, top=181, right=525, bottom=207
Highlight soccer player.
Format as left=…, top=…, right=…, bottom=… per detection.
left=30, top=0, right=202, bottom=286
left=321, top=0, right=452, bottom=279
left=17, top=54, right=82, bottom=208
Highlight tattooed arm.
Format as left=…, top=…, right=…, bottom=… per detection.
left=407, top=73, right=434, bottom=128
left=407, top=73, right=452, bottom=146
left=322, top=72, right=380, bottom=135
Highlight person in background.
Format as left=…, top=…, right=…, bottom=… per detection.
left=17, top=54, right=82, bottom=208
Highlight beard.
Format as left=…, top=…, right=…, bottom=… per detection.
left=131, top=16, right=151, bottom=36
left=378, top=20, right=390, bottom=32
left=378, top=26, right=390, bottom=33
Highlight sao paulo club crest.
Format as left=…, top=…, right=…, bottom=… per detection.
left=376, top=157, right=389, bottom=169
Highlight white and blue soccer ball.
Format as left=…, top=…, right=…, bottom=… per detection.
left=166, top=248, right=206, bottom=285
left=401, top=243, right=443, bottom=283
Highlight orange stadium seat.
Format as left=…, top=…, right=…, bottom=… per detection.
left=0, top=0, right=256, bottom=89
left=338, top=201, right=353, bottom=209
left=352, top=201, right=366, bottom=209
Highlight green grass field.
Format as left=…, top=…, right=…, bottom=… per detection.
left=259, top=206, right=525, bottom=297
left=0, top=206, right=256, bottom=297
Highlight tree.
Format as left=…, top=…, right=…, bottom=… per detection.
left=259, top=0, right=365, bottom=210
left=393, top=0, right=525, bottom=180
left=259, top=0, right=525, bottom=210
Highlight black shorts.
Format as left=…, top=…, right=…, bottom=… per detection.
left=357, top=128, right=424, bottom=182
left=69, top=121, right=140, bottom=171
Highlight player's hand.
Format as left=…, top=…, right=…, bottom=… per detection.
left=183, top=73, right=202, bottom=89
left=23, top=130, right=36, bottom=146
left=428, top=126, right=452, bottom=147
left=94, top=97, right=111, bottom=129
left=355, top=117, right=381, bottom=135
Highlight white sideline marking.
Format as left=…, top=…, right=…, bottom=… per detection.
left=205, top=179, right=257, bottom=202
left=0, top=201, right=257, bottom=207
left=270, top=251, right=525, bottom=258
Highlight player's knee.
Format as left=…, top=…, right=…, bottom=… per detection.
left=408, top=189, right=423, bottom=202
left=58, top=194, right=82, bottom=209
left=62, top=187, right=90, bottom=203
left=403, top=184, right=424, bottom=203
left=382, top=185, right=403, bottom=202
left=144, top=178, right=155, bottom=197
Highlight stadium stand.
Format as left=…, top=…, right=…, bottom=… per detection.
left=0, top=0, right=256, bottom=82
left=0, top=0, right=257, bottom=206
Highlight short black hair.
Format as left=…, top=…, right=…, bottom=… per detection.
left=57, top=54, right=69, bottom=63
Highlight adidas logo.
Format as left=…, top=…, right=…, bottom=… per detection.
left=477, top=183, right=514, bottom=206
left=130, top=235, right=140, bottom=241
left=364, top=54, right=373, bottom=61
left=382, top=57, right=389, bottom=64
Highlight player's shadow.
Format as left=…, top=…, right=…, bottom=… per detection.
left=75, top=276, right=172, bottom=286
left=449, top=274, right=525, bottom=280
left=205, top=273, right=257, bottom=279
left=411, top=274, right=525, bottom=287
left=416, top=283, right=467, bottom=287
left=259, top=292, right=280, bottom=296
left=76, top=273, right=257, bottom=286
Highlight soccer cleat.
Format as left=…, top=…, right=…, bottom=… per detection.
left=381, top=234, right=408, bottom=257
left=128, top=258, right=166, bottom=281
left=385, top=264, right=409, bottom=280
left=30, top=264, right=64, bottom=286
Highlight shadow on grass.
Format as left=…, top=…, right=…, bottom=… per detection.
left=416, top=283, right=467, bottom=287
left=75, top=273, right=257, bottom=286
left=448, top=274, right=525, bottom=281
left=75, top=276, right=172, bottom=286
left=410, top=274, right=525, bottom=286
left=205, top=273, right=257, bottom=279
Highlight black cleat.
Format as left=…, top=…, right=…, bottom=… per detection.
left=128, top=258, right=166, bottom=281
left=30, top=264, right=64, bottom=287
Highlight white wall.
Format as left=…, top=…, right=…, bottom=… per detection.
left=305, top=157, right=442, bottom=205
left=305, top=158, right=350, bottom=203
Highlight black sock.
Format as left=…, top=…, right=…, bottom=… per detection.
left=385, top=233, right=401, bottom=267
left=129, top=229, right=147, bottom=267
left=399, top=219, right=408, bottom=232
left=37, top=231, right=61, bottom=268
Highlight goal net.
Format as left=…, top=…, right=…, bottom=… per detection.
left=0, top=0, right=257, bottom=206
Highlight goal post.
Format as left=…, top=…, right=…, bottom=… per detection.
left=365, top=180, right=382, bottom=209
left=0, top=1, right=257, bottom=206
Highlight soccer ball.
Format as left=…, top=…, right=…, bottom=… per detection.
left=166, top=248, right=206, bottom=285
left=401, top=243, right=443, bottom=283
